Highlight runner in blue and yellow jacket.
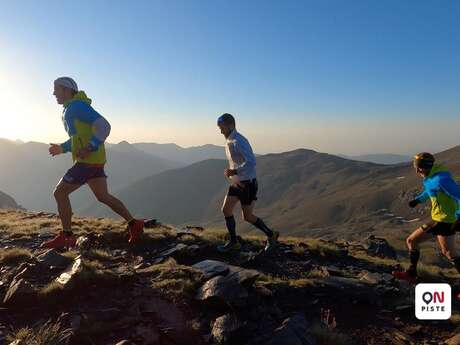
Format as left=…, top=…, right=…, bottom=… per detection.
left=42, top=77, right=144, bottom=249
left=393, top=153, right=460, bottom=287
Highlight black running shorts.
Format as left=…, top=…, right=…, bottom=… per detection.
left=421, top=220, right=460, bottom=236
left=227, top=179, right=258, bottom=206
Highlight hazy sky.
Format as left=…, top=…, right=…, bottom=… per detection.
left=0, top=0, right=459, bottom=155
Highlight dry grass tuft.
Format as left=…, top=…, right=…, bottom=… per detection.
left=7, top=319, right=73, bottom=345
left=0, top=247, right=32, bottom=265
left=147, top=258, right=204, bottom=302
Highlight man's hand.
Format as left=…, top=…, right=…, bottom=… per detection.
left=224, top=168, right=237, bottom=177
left=49, top=143, right=63, bottom=156
left=409, top=199, right=421, bottom=208
left=77, top=147, right=92, bottom=159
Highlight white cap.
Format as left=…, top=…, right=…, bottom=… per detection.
left=54, top=77, right=78, bottom=91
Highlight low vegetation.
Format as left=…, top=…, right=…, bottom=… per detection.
left=7, top=319, right=73, bottom=345
left=146, top=258, right=204, bottom=302
left=0, top=247, right=32, bottom=265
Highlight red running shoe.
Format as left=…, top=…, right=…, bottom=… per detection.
left=41, top=231, right=76, bottom=250
left=128, top=219, right=144, bottom=243
left=392, top=270, right=417, bottom=285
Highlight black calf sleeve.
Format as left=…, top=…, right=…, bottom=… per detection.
left=408, top=250, right=420, bottom=275
left=252, top=218, right=274, bottom=237
left=225, top=216, right=237, bottom=242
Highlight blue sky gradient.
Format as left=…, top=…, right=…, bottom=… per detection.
left=0, top=0, right=459, bottom=154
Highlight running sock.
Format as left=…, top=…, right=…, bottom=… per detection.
left=408, top=249, right=420, bottom=276
left=225, top=216, right=237, bottom=242
left=63, top=229, right=73, bottom=236
left=452, top=257, right=460, bottom=274
left=252, top=218, right=274, bottom=238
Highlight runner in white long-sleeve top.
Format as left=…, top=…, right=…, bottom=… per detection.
left=217, top=113, right=279, bottom=252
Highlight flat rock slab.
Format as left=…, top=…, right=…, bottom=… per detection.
left=158, top=243, right=188, bottom=258
left=193, top=260, right=230, bottom=279
left=193, top=260, right=259, bottom=281
left=36, top=249, right=73, bottom=268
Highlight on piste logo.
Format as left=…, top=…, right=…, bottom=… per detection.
left=415, top=283, right=451, bottom=320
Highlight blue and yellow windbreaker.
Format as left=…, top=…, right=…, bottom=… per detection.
left=415, top=164, right=460, bottom=223
left=60, top=91, right=111, bottom=165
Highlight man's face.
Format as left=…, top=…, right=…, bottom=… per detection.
left=218, top=122, right=234, bottom=138
left=53, top=83, right=72, bottom=105
left=414, top=163, right=429, bottom=177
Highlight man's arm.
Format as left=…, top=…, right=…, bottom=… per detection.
left=439, top=175, right=460, bottom=200
left=88, top=117, right=111, bottom=151
left=67, top=101, right=111, bottom=151
left=415, top=189, right=430, bottom=203
left=60, top=139, right=72, bottom=153
left=235, top=137, right=256, bottom=176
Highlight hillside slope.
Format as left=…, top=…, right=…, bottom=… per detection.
left=0, top=190, right=19, bottom=209
left=87, top=146, right=460, bottom=241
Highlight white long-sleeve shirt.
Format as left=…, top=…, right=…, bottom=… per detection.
left=225, top=129, right=257, bottom=183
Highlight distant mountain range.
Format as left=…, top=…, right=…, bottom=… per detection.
left=131, top=142, right=226, bottom=165
left=340, top=153, right=411, bottom=165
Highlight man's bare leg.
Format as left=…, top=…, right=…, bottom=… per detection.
left=53, top=179, right=82, bottom=230
left=87, top=177, right=133, bottom=221
left=41, top=180, right=81, bottom=249
left=87, top=177, right=144, bottom=243
left=437, top=234, right=460, bottom=274
left=403, top=227, right=432, bottom=275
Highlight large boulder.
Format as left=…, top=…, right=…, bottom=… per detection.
left=196, top=264, right=259, bottom=308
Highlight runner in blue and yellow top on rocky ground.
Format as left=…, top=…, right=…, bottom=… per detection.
left=41, top=77, right=144, bottom=249
left=393, top=153, right=460, bottom=296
